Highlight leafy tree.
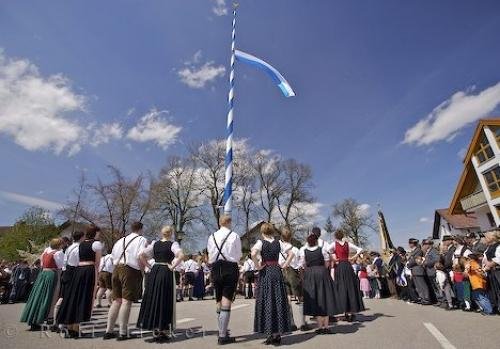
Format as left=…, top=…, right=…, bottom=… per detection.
left=0, top=207, right=59, bottom=261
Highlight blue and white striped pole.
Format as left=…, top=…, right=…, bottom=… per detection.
left=223, top=5, right=237, bottom=215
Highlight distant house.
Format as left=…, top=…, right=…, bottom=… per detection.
left=432, top=209, right=480, bottom=240
left=240, top=221, right=302, bottom=254
left=449, top=119, right=500, bottom=230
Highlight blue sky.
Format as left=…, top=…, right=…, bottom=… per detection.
left=1, top=0, right=500, bottom=247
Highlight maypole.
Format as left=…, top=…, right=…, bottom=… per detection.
left=223, top=3, right=238, bottom=216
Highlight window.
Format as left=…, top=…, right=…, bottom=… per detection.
left=487, top=212, right=496, bottom=227
left=483, top=166, right=500, bottom=198
left=493, top=127, right=500, bottom=148
left=475, top=132, right=494, bottom=163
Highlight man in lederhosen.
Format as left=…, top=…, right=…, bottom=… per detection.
left=104, top=222, right=147, bottom=341
left=207, top=215, right=242, bottom=345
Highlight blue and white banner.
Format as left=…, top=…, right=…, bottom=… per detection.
left=234, top=49, right=296, bottom=98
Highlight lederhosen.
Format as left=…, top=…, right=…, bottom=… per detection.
left=59, top=244, right=79, bottom=298
left=243, top=260, right=255, bottom=284
left=210, top=231, right=239, bottom=302
left=184, top=260, right=197, bottom=286
left=112, top=235, right=143, bottom=301
left=98, top=255, right=113, bottom=289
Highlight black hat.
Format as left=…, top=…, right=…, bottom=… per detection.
left=465, top=232, right=477, bottom=239
left=408, top=238, right=419, bottom=244
left=396, top=246, right=406, bottom=255
left=442, top=235, right=453, bottom=242
left=422, top=239, right=434, bottom=245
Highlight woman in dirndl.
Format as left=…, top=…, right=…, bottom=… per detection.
left=137, top=226, right=184, bottom=342
left=330, top=229, right=365, bottom=322
left=252, top=222, right=292, bottom=345
left=57, top=226, right=102, bottom=338
left=21, top=238, right=64, bottom=330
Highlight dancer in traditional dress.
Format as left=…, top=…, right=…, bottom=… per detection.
left=137, top=226, right=183, bottom=341
left=207, top=215, right=242, bottom=345
left=329, top=230, right=365, bottom=321
left=483, top=229, right=500, bottom=314
left=193, top=255, right=206, bottom=300
left=104, top=222, right=147, bottom=341
left=96, top=251, right=114, bottom=308
left=21, top=238, right=64, bottom=330
left=241, top=254, right=256, bottom=299
left=53, top=230, right=84, bottom=331
left=252, top=222, right=292, bottom=345
left=184, top=254, right=197, bottom=301
left=174, top=259, right=185, bottom=302
left=57, top=226, right=103, bottom=338
left=279, top=227, right=307, bottom=331
left=300, top=232, right=339, bottom=334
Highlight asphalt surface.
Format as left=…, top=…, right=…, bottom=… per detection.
left=0, top=297, right=499, bottom=349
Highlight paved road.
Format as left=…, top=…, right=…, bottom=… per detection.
left=0, top=297, right=499, bottom=349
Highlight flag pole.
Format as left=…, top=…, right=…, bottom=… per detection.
left=223, top=3, right=238, bottom=216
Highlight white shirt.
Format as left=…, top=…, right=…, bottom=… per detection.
left=111, top=232, right=147, bottom=270
left=298, top=244, right=331, bottom=267
left=436, top=270, right=448, bottom=289
left=242, top=259, right=255, bottom=272
left=207, top=226, right=242, bottom=264
left=454, top=245, right=472, bottom=260
left=484, top=244, right=500, bottom=265
left=99, top=254, right=114, bottom=273
left=174, top=260, right=185, bottom=272
left=42, top=247, right=65, bottom=269
left=277, top=242, right=300, bottom=269
left=184, top=259, right=198, bottom=273
left=64, top=242, right=80, bottom=269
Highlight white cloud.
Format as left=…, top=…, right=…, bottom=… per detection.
left=0, top=190, right=62, bottom=211
left=404, top=82, right=500, bottom=146
left=126, top=109, right=181, bottom=150
left=212, top=0, right=228, bottom=16
left=357, top=203, right=371, bottom=216
left=419, top=217, right=430, bottom=223
left=0, top=50, right=86, bottom=155
left=90, top=122, right=123, bottom=146
left=457, top=147, right=467, bottom=159
left=178, top=52, right=225, bottom=89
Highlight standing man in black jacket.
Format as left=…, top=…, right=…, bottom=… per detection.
left=422, top=239, right=439, bottom=304
left=407, top=238, right=432, bottom=305
left=440, top=235, right=456, bottom=274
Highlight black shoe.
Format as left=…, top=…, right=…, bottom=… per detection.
left=29, top=324, right=41, bottom=331
left=264, top=336, right=274, bottom=345
left=272, top=335, right=281, bottom=345
left=291, top=325, right=298, bottom=331
left=299, top=324, right=310, bottom=331
left=103, top=332, right=117, bottom=340
left=315, top=328, right=325, bottom=334
left=96, top=304, right=102, bottom=308
left=322, top=328, right=333, bottom=335
left=188, top=297, right=194, bottom=301
left=329, top=316, right=337, bottom=323
left=218, top=336, right=236, bottom=345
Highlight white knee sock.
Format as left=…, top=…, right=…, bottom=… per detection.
left=118, top=301, right=132, bottom=336
left=106, top=301, right=120, bottom=333
left=53, top=299, right=62, bottom=324
left=218, top=307, right=231, bottom=338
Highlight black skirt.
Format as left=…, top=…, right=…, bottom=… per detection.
left=254, top=265, right=292, bottom=335
left=137, top=264, right=176, bottom=331
left=487, top=269, right=500, bottom=308
left=303, top=266, right=340, bottom=316
left=59, top=266, right=76, bottom=299
left=57, top=265, right=95, bottom=324
left=334, top=260, right=365, bottom=313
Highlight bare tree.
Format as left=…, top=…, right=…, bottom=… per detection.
left=276, top=159, right=314, bottom=230
left=234, top=156, right=258, bottom=234
left=332, top=198, right=375, bottom=247
left=153, top=156, right=202, bottom=234
left=254, top=151, right=283, bottom=222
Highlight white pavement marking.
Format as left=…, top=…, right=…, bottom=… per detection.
left=423, top=322, right=457, bottom=349
left=231, top=303, right=250, bottom=311
left=177, top=317, right=196, bottom=324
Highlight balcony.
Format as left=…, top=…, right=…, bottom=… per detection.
left=460, top=191, right=487, bottom=211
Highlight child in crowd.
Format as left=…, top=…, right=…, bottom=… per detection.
left=435, top=263, right=454, bottom=310
left=358, top=265, right=371, bottom=299
left=367, top=263, right=381, bottom=299
left=465, top=253, right=493, bottom=315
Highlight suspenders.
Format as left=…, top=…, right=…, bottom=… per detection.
left=213, top=231, right=233, bottom=261
left=120, top=235, right=140, bottom=265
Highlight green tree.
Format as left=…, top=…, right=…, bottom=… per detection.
left=0, top=207, right=59, bottom=261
